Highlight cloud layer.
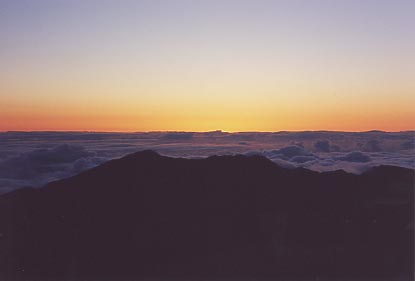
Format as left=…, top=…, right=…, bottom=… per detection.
left=0, top=131, right=413, bottom=193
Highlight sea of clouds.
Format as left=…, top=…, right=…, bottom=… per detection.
left=0, top=131, right=413, bottom=193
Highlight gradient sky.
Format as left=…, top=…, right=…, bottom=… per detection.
left=1, top=0, right=414, bottom=132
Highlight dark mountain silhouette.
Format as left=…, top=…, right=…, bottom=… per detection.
left=0, top=150, right=413, bottom=280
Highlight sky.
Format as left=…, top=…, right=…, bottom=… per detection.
left=1, top=0, right=414, bottom=132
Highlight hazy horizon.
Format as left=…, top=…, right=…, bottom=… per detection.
left=1, top=130, right=413, bottom=193
left=1, top=129, right=414, bottom=133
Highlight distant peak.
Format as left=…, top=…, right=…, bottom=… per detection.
left=126, top=150, right=162, bottom=159
left=365, top=164, right=413, bottom=174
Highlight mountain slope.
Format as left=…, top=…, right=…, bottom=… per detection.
left=0, top=150, right=413, bottom=280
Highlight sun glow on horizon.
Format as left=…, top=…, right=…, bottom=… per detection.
left=1, top=0, right=414, bottom=132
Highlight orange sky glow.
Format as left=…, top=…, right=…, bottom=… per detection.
left=1, top=1, right=414, bottom=132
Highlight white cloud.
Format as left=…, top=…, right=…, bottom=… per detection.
left=313, top=140, right=331, bottom=152
left=0, top=144, right=107, bottom=192
left=0, top=131, right=413, bottom=193
left=334, top=151, right=371, bottom=163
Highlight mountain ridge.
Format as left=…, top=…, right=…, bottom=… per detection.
left=0, top=150, right=413, bottom=280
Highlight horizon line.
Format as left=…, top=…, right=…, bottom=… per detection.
left=1, top=129, right=414, bottom=134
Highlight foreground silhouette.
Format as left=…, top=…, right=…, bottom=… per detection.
left=0, top=150, right=413, bottom=280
